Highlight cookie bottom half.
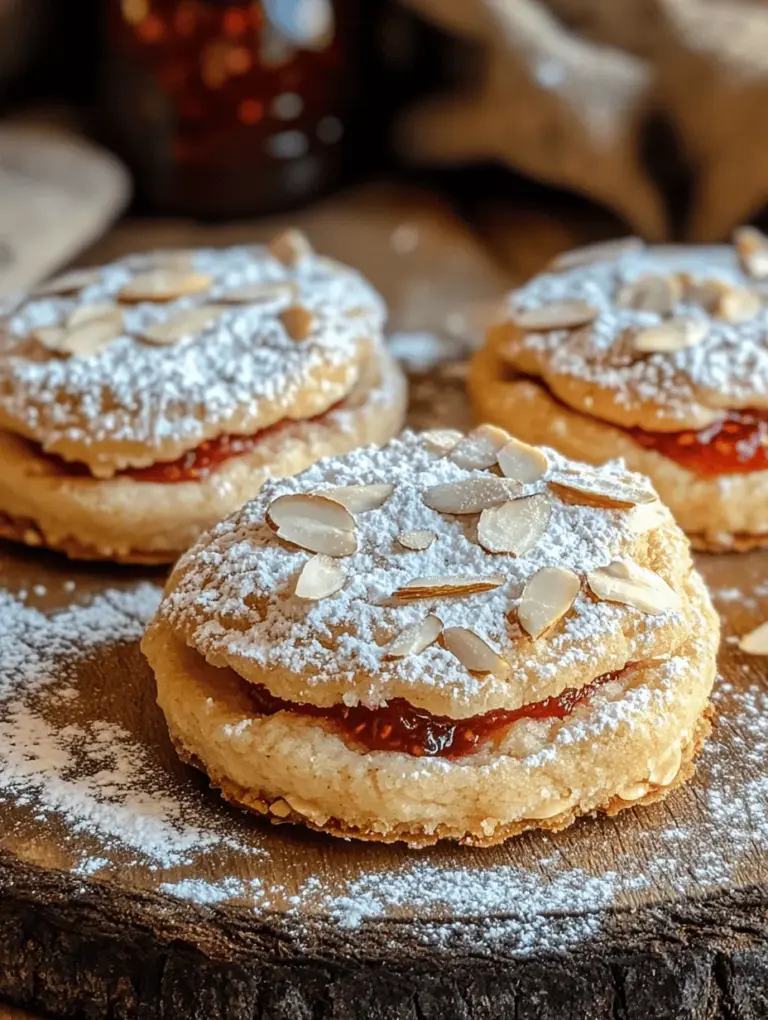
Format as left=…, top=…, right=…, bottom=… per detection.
left=146, top=571, right=718, bottom=846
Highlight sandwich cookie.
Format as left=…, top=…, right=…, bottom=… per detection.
left=0, top=232, right=406, bottom=562
left=470, top=231, right=768, bottom=550
left=143, top=427, right=718, bottom=845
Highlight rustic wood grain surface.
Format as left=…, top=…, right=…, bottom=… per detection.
left=0, top=189, right=766, bottom=1019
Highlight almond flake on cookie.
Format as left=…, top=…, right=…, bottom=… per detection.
left=616, top=273, right=681, bottom=315
left=511, top=300, right=598, bottom=332
left=737, top=620, right=768, bottom=655
left=320, top=484, right=394, bottom=513
left=266, top=493, right=357, bottom=557
left=279, top=304, right=316, bottom=341
left=392, top=574, right=506, bottom=601
left=477, top=494, right=552, bottom=556
left=517, top=566, right=581, bottom=640
left=118, top=269, right=213, bottom=303
left=387, top=615, right=443, bottom=659
left=295, top=555, right=347, bottom=601
left=442, top=627, right=510, bottom=677
left=422, top=477, right=522, bottom=514
left=397, top=529, right=437, bottom=551
left=448, top=424, right=511, bottom=470
left=268, top=228, right=313, bottom=266
left=32, top=267, right=102, bottom=297
left=587, top=560, right=680, bottom=615
left=498, top=438, right=549, bottom=483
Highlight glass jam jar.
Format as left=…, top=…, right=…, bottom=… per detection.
left=101, top=0, right=369, bottom=217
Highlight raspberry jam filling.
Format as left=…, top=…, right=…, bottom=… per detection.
left=247, top=667, right=626, bottom=758
left=124, top=430, right=267, bottom=483
left=629, top=409, right=768, bottom=477
left=508, top=368, right=768, bottom=479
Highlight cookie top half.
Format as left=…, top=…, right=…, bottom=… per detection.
left=0, top=232, right=384, bottom=477
left=496, top=231, right=768, bottom=432
left=153, top=428, right=699, bottom=719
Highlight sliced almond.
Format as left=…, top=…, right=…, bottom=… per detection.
left=734, top=225, right=768, bottom=279
left=279, top=304, right=315, bottom=341
left=616, top=781, right=649, bottom=803
left=141, top=305, right=227, bottom=346
left=631, top=317, right=708, bottom=354
left=738, top=620, right=768, bottom=655
left=517, top=566, right=580, bottom=640
left=268, top=228, right=313, bottom=266
left=626, top=501, right=667, bottom=534
left=266, top=493, right=357, bottom=557
left=477, top=494, right=552, bottom=556
left=32, top=267, right=101, bottom=297
left=392, top=574, right=505, bottom=601
left=320, top=483, right=394, bottom=513
left=295, top=554, right=347, bottom=601
left=550, top=236, right=644, bottom=271
left=616, top=274, right=681, bottom=315
left=219, top=281, right=296, bottom=304
left=397, top=529, right=437, bottom=551
left=118, top=270, right=212, bottom=303
left=587, top=560, right=680, bottom=615
left=497, top=438, right=549, bottom=483
left=511, top=300, right=597, bottom=332
left=448, top=424, right=511, bottom=470
left=422, top=477, right=521, bottom=515
left=38, top=315, right=123, bottom=357
left=717, top=286, right=762, bottom=324
left=386, top=614, right=443, bottom=659
left=649, top=745, right=682, bottom=787
left=549, top=474, right=656, bottom=510
left=680, top=275, right=729, bottom=312
left=65, top=316, right=124, bottom=355
left=442, top=627, right=510, bottom=677
left=422, top=429, right=462, bottom=455
left=67, top=302, right=124, bottom=329
left=33, top=326, right=68, bottom=351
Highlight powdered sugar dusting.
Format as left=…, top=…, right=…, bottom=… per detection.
left=0, top=244, right=385, bottom=468
left=506, top=244, right=768, bottom=424
left=0, top=583, right=266, bottom=868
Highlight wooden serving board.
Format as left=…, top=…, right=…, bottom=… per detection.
left=1, top=192, right=767, bottom=1019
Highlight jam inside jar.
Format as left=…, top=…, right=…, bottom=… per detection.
left=102, top=0, right=368, bottom=216
left=246, top=668, right=624, bottom=759
left=630, top=409, right=768, bottom=477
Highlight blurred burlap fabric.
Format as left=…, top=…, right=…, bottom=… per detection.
left=397, top=0, right=768, bottom=241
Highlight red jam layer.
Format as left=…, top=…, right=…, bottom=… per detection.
left=629, top=409, right=768, bottom=477
left=41, top=401, right=341, bottom=484
left=247, top=668, right=626, bottom=759
left=124, top=430, right=267, bottom=483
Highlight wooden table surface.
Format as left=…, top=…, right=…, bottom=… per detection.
left=1, top=187, right=767, bottom=1020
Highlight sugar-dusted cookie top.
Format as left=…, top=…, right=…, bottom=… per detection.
left=157, top=428, right=697, bottom=719
left=0, top=233, right=384, bottom=476
left=497, top=231, right=768, bottom=432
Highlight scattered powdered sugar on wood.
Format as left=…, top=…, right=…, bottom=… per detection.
left=0, top=584, right=264, bottom=869
left=506, top=245, right=768, bottom=422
